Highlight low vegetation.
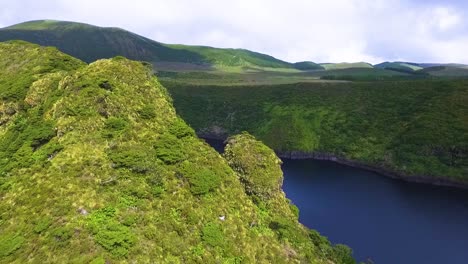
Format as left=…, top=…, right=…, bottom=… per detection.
left=223, top=132, right=356, bottom=263
left=0, top=41, right=354, bottom=263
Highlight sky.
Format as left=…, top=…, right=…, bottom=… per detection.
left=1, top=0, right=467, bottom=64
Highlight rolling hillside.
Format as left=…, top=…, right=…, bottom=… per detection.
left=374, top=62, right=423, bottom=72
left=0, top=20, right=294, bottom=70
left=320, top=62, right=373, bottom=70
left=2, top=20, right=467, bottom=83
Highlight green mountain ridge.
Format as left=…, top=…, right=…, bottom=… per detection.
left=3, top=20, right=467, bottom=83
left=0, top=41, right=355, bottom=263
left=0, top=20, right=293, bottom=70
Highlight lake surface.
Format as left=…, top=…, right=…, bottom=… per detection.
left=205, top=138, right=468, bottom=264
left=281, top=159, right=468, bottom=264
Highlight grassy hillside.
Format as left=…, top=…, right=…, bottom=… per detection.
left=165, top=80, right=468, bottom=182
left=0, top=20, right=294, bottom=71
left=374, top=62, right=423, bottom=73
left=320, top=62, right=373, bottom=70
left=419, top=65, right=468, bottom=77
left=0, top=41, right=355, bottom=263
left=3, top=20, right=467, bottom=85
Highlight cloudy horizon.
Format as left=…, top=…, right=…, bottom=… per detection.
left=1, top=0, right=467, bottom=64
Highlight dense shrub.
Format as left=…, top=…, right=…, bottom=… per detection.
left=202, top=222, right=224, bottom=247
left=179, top=163, right=221, bottom=195
left=33, top=218, right=52, bottom=234
left=103, top=117, right=129, bottom=138
left=87, top=207, right=136, bottom=257
left=108, top=145, right=155, bottom=173
left=333, top=244, right=356, bottom=264
left=0, top=233, right=24, bottom=257
left=154, top=133, right=186, bottom=164
left=137, top=105, right=156, bottom=119
left=168, top=118, right=195, bottom=138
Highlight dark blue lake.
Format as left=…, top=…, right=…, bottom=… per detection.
left=205, top=139, right=468, bottom=264
left=282, top=159, right=468, bottom=264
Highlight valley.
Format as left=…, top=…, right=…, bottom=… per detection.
left=0, top=18, right=467, bottom=264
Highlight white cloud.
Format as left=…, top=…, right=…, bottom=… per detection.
left=1, top=0, right=467, bottom=63
left=433, top=7, right=461, bottom=31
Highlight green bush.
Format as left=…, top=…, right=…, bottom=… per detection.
left=269, top=217, right=298, bottom=242
left=154, top=133, right=186, bottom=164
left=333, top=244, right=356, bottom=264
left=308, top=230, right=333, bottom=257
left=51, top=226, right=73, bottom=243
left=103, top=117, right=129, bottom=138
left=137, top=105, right=156, bottom=119
left=179, top=163, right=221, bottom=195
left=0, top=233, right=24, bottom=257
left=202, top=222, right=224, bottom=247
left=87, top=207, right=136, bottom=257
left=90, top=256, right=106, bottom=264
left=108, top=145, right=155, bottom=173
left=289, top=203, right=300, bottom=219
left=34, top=217, right=52, bottom=234
left=94, top=222, right=136, bottom=257
left=169, top=118, right=195, bottom=138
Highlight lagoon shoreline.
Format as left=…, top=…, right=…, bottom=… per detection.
left=200, top=134, right=468, bottom=190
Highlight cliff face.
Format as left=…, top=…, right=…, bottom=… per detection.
left=0, top=41, right=353, bottom=263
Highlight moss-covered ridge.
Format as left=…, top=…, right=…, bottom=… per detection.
left=0, top=41, right=354, bottom=263
left=223, top=132, right=356, bottom=264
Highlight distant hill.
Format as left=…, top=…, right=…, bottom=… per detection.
left=415, top=63, right=468, bottom=68
left=375, top=62, right=468, bottom=77
left=0, top=20, right=293, bottom=70
left=293, top=61, right=324, bottom=70
left=419, top=65, right=468, bottom=77
left=374, top=62, right=423, bottom=73
left=2, top=20, right=468, bottom=81
left=320, top=62, right=373, bottom=70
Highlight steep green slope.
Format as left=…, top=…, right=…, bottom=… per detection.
left=0, top=20, right=294, bottom=70
left=0, top=41, right=353, bottom=263
left=165, top=80, right=468, bottom=184
left=0, top=20, right=207, bottom=65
